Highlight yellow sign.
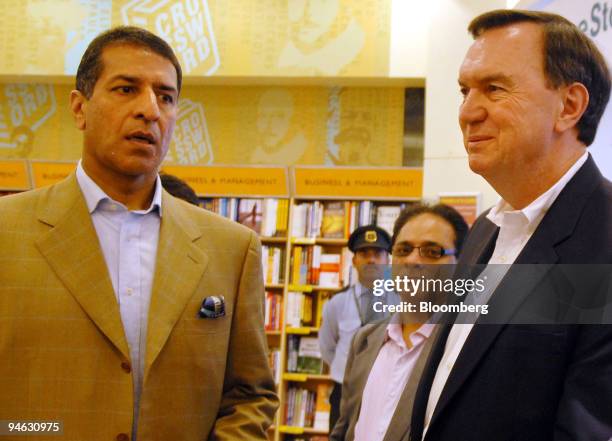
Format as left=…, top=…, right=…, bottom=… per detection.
left=30, top=161, right=77, bottom=188
left=0, top=160, right=29, bottom=190
left=161, top=165, right=289, bottom=197
left=293, top=167, right=422, bottom=199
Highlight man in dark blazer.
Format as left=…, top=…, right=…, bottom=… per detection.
left=410, top=10, right=612, bottom=441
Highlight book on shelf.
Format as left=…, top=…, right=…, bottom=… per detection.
left=286, top=335, right=323, bottom=374
left=320, top=201, right=347, bottom=238
left=290, top=247, right=352, bottom=288
left=292, top=200, right=409, bottom=240
left=238, top=199, right=263, bottom=233
left=313, top=383, right=332, bottom=430
left=375, top=204, right=402, bottom=236
left=285, top=386, right=316, bottom=428
left=286, top=292, right=314, bottom=328
left=268, top=348, right=282, bottom=385
left=315, top=292, right=331, bottom=329
left=262, top=246, right=285, bottom=285
left=318, top=254, right=340, bottom=288
left=200, top=197, right=289, bottom=237
left=296, top=337, right=323, bottom=375
left=264, top=291, right=282, bottom=331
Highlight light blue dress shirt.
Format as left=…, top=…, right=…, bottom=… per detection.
left=75, top=162, right=162, bottom=439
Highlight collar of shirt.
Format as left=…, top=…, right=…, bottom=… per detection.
left=384, top=321, right=435, bottom=350
left=76, top=160, right=163, bottom=217
left=354, top=281, right=371, bottom=298
left=486, top=152, right=588, bottom=229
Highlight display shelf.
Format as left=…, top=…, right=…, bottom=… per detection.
left=282, top=373, right=332, bottom=382
left=286, top=327, right=319, bottom=335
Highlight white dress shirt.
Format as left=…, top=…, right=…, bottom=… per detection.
left=354, top=322, right=434, bottom=441
left=76, top=162, right=162, bottom=439
left=423, top=152, right=588, bottom=435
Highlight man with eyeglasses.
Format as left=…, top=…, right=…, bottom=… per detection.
left=319, top=225, right=399, bottom=433
left=330, top=204, right=468, bottom=441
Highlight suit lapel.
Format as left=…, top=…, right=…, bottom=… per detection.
left=35, top=174, right=130, bottom=359
left=144, top=193, right=209, bottom=381
left=352, top=321, right=389, bottom=395
left=426, top=156, right=602, bottom=433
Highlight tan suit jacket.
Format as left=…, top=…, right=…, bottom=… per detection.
left=330, top=318, right=437, bottom=441
left=0, top=174, right=278, bottom=440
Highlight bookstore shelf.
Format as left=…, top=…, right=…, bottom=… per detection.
left=283, top=373, right=332, bottom=382
left=291, top=237, right=348, bottom=246
left=286, top=327, right=319, bottom=335
left=262, top=237, right=288, bottom=244
left=278, top=426, right=329, bottom=435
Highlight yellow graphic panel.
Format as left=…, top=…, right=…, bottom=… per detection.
left=325, top=87, right=403, bottom=166
left=220, top=0, right=391, bottom=76
left=165, top=86, right=403, bottom=166
left=0, top=84, right=403, bottom=168
left=116, top=0, right=220, bottom=75
left=0, top=0, right=390, bottom=77
left=0, top=84, right=82, bottom=161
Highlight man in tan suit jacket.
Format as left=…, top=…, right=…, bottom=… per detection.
left=330, top=204, right=468, bottom=441
left=0, top=26, right=277, bottom=441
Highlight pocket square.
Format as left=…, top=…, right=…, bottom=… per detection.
left=198, top=295, right=226, bottom=319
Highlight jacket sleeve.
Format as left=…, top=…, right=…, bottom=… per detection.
left=554, top=324, right=612, bottom=440
left=209, top=232, right=279, bottom=440
left=319, top=298, right=340, bottom=366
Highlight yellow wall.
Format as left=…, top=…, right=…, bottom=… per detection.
left=0, top=83, right=404, bottom=166
left=0, top=0, right=390, bottom=78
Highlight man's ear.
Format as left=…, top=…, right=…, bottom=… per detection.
left=69, top=90, right=88, bottom=131
left=555, top=82, right=589, bottom=135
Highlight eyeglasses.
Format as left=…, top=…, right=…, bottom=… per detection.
left=391, top=243, right=456, bottom=260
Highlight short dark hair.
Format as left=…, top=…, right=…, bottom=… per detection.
left=76, top=26, right=182, bottom=99
left=160, top=174, right=200, bottom=206
left=391, top=203, right=469, bottom=255
left=468, top=9, right=611, bottom=146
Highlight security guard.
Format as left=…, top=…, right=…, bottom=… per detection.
left=319, top=225, right=399, bottom=432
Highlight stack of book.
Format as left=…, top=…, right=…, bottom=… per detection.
left=285, top=292, right=314, bottom=328
left=291, top=246, right=352, bottom=288
left=285, top=387, right=316, bottom=428
left=200, top=198, right=289, bottom=236
left=286, top=336, right=323, bottom=374
left=285, top=383, right=332, bottom=430
left=201, top=197, right=239, bottom=220
left=291, top=200, right=406, bottom=239
left=268, top=348, right=281, bottom=385
left=264, top=292, right=282, bottom=331
left=262, top=246, right=285, bottom=284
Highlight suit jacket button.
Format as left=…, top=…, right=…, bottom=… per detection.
left=116, top=433, right=129, bottom=441
left=120, top=362, right=131, bottom=373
